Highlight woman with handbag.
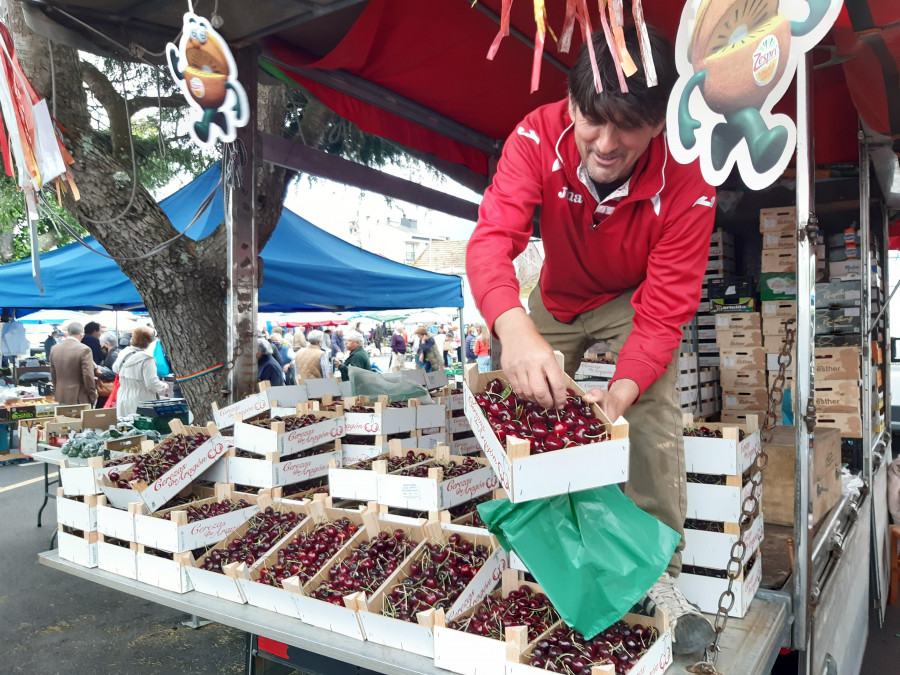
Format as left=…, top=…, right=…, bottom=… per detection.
left=113, top=327, right=169, bottom=417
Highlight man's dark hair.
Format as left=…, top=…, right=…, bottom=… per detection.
left=567, top=25, right=676, bottom=129
left=84, top=321, right=101, bottom=335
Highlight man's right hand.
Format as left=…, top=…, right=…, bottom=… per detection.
left=494, top=308, right=567, bottom=410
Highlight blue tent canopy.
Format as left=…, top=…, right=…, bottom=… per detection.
left=0, top=165, right=463, bottom=312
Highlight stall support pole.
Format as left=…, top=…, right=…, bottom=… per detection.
left=226, top=47, right=260, bottom=404
left=793, top=51, right=816, bottom=672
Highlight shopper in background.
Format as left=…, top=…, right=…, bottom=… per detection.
left=474, top=324, right=491, bottom=373
left=268, top=334, right=284, bottom=365
left=256, top=338, right=284, bottom=386
left=465, top=325, right=478, bottom=362
left=337, top=330, right=370, bottom=381
left=270, top=334, right=296, bottom=385
left=331, top=328, right=346, bottom=360
left=415, top=326, right=443, bottom=373
left=292, top=326, right=308, bottom=350
left=389, top=326, right=407, bottom=372
left=465, top=24, right=716, bottom=653
left=50, top=322, right=97, bottom=405
left=410, top=328, right=424, bottom=369
left=81, top=321, right=105, bottom=365
left=43, top=327, right=59, bottom=358
left=295, top=330, right=330, bottom=379
left=113, top=326, right=169, bottom=416
left=100, top=332, right=120, bottom=369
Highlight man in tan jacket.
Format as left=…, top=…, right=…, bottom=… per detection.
left=50, top=322, right=97, bottom=405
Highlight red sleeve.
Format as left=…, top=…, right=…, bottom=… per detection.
left=466, top=121, right=543, bottom=332
left=610, top=167, right=716, bottom=396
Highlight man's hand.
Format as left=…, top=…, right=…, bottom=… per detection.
left=584, top=379, right=639, bottom=422
left=494, top=308, right=567, bottom=410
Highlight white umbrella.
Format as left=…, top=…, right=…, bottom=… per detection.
left=18, top=309, right=90, bottom=325
left=84, top=310, right=143, bottom=333
left=403, top=310, right=448, bottom=326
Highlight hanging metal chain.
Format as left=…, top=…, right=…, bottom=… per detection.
left=688, top=318, right=796, bottom=674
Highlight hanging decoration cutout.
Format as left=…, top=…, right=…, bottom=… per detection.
left=483, top=0, right=657, bottom=96
left=0, top=22, right=78, bottom=296
left=667, top=0, right=843, bottom=191
left=167, top=12, right=248, bottom=148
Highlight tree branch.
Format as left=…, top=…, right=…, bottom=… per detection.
left=81, top=61, right=131, bottom=161
left=130, top=95, right=187, bottom=114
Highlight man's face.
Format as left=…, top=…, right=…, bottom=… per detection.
left=347, top=339, right=360, bottom=350
left=568, top=99, right=664, bottom=185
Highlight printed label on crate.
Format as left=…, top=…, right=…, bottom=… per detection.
left=575, top=361, right=616, bottom=379
left=182, top=507, right=259, bottom=549
left=213, top=393, right=270, bottom=429
left=463, top=387, right=512, bottom=493
left=140, top=434, right=228, bottom=512
left=278, top=449, right=340, bottom=485
left=282, top=417, right=345, bottom=454
left=446, top=547, right=508, bottom=620
left=449, top=436, right=480, bottom=455
left=439, top=469, right=499, bottom=508
left=446, top=414, right=471, bottom=435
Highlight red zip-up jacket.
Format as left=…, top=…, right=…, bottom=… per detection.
left=466, top=99, right=716, bottom=396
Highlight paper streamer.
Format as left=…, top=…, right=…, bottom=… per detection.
left=487, top=0, right=513, bottom=60
left=530, top=0, right=547, bottom=92
left=598, top=0, right=627, bottom=93
left=609, top=0, right=637, bottom=77
left=559, top=0, right=577, bottom=53
left=632, top=0, right=658, bottom=87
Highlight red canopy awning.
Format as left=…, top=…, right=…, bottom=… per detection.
left=265, top=0, right=895, bottom=177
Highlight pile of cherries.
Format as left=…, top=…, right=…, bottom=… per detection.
left=527, top=620, right=659, bottom=674
left=160, top=498, right=252, bottom=523
left=349, top=450, right=428, bottom=472
left=117, top=433, right=210, bottom=487
left=347, top=402, right=408, bottom=413
left=200, top=507, right=303, bottom=573
left=309, top=528, right=418, bottom=604
left=245, top=414, right=322, bottom=431
left=683, top=425, right=746, bottom=441
left=257, top=518, right=358, bottom=587
left=382, top=532, right=489, bottom=620
left=683, top=553, right=757, bottom=580
left=393, top=456, right=481, bottom=479
left=448, top=585, right=559, bottom=641
left=474, top=379, right=608, bottom=454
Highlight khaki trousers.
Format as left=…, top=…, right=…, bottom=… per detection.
left=528, top=287, right=686, bottom=575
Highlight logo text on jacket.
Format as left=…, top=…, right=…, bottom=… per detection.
left=557, top=186, right=583, bottom=204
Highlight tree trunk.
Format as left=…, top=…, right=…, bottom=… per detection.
left=3, top=0, right=288, bottom=422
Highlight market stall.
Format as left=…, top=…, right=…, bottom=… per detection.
left=6, top=1, right=900, bottom=674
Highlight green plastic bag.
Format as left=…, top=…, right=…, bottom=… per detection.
left=477, top=485, right=679, bottom=639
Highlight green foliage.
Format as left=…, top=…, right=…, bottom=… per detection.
left=0, top=174, right=88, bottom=263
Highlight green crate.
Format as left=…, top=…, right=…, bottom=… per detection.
left=760, top=272, right=797, bottom=302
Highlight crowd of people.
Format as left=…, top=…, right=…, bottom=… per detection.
left=46, top=318, right=493, bottom=417
left=48, top=321, right=172, bottom=418
left=254, top=321, right=494, bottom=385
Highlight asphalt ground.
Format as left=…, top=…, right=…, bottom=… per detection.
left=0, top=458, right=246, bottom=675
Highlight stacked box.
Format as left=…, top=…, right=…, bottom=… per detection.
left=715, top=312, right=765, bottom=423
left=759, top=206, right=826, bottom=284
left=679, top=229, right=734, bottom=416
left=680, top=414, right=763, bottom=618
left=573, top=351, right=616, bottom=393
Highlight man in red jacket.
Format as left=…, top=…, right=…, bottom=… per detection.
left=467, top=27, right=716, bottom=654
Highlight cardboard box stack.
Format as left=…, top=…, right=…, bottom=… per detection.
left=680, top=414, right=764, bottom=617
left=716, top=312, right=765, bottom=425
left=678, top=229, right=731, bottom=417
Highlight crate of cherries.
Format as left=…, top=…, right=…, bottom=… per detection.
left=133, top=484, right=261, bottom=553
left=463, top=363, right=629, bottom=503
left=434, top=569, right=560, bottom=675
left=185, top=496, right=308, bottom=604
left=375, top=445, right=498, bottom=512
left=328, top=441, right=432, bottom=501
left=293, top=510, right=426, bottom=640
left=682, top=413, right=761, bottom=476
left=234, top=400, right=345, bottom=457
left=356, top=523, right=508, bottom=658
left=98, top=421, right=225, bottom=512
left=234, top=498, right=366, bottom=618
left=343, top=395, right=417, bottom=436
left=508, top=611, right=672, bottom=675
